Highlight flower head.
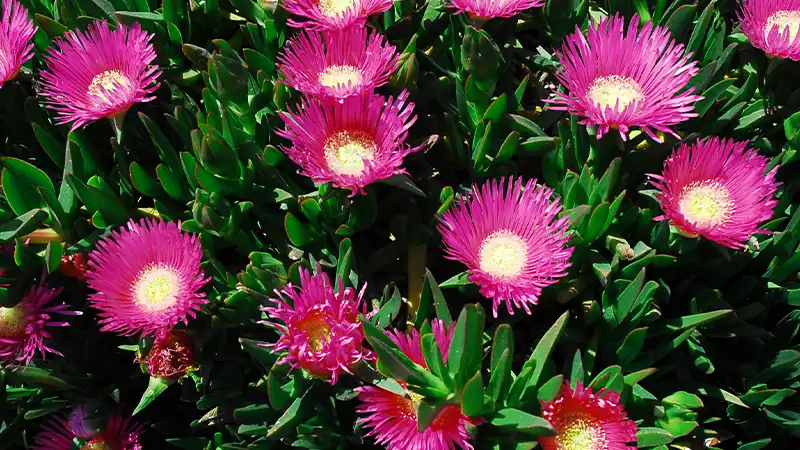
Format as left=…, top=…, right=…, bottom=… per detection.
left=539, top=381, right=638, bottom=450
left=86, top=219, right=208, bottom=337
left=0, top=0, right=36, bottom=87
left=438, top=177, right=573, bottom=317
left=33, top=413, right=143, bottom=450
left=39, top=21, right=160, bottom=130
left=650, top=137, right=779, bottom=249
left=548, top=14, right=700, bottom=141
left=142, top=330, right=197, bottom=379
left=278, top=91, right=421, bottom=196
left=739, top=0, right=800, bottom=60
left=263, top=266, right=372, bottom=384
left=283, top=0, right=394, bottom=30
left=278, top=27, right=398, bottom=101
left=58, top=252, right=90, bottom=281
left=446, top=0, right=545, bottom=19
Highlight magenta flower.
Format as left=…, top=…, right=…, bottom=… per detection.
left=739, top=0, right=800, bottom=60
left=39, top=21, right=160, bottom=130
left=278, top=91, right=422, bottom=195
left=86, top=219, right=208, bottom=337
left=263, top=266, right=372, bottom=384
left=0, top=0, right=36, bottom=88
left=547, top=14, right=701, bottom=141
left=438, top=177, right=573, bottom=317
left=0, top=281, right=79, bottom=369
left=446, top=0, right=545, bottom=19
left=33, top=413, right=143, bottom=450
left=283, top=0, right=394, bottom=30
left=650, top=138, right=779, bottom=249
left=278, top=27, right=399, bottom=101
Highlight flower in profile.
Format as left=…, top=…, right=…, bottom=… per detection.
left=650, top=138, right=779, bottom=249
left=278, top=27, right=398, bottom=101
left=438, top=177, right=573, bottom=317
left=32, top=412, right=143, bottom=450
left=263, top=266, right=372, bottom=384
left=141, top=330, right=197, bottom=379
left=0, top=0, right=36, bottom=88
left=539, top=381, right=638, bottom=450
left=548, top=14, right=700, bottom=141
left=278, top=91, right=421, bottom=195
left=446, top=0, right=545, bottom=19
left=739, top=0, right=800, bottom=60
left=86, top=219, right=208, bottom=337
left=39, top=21, right=160, bottom=130
left=0, top=281, right=79, bottom=369
left=282, top=0, right=394, bottom=30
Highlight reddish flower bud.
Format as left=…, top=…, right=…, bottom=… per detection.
left=143, top=331, right=197, bottom=379
left=59, top=253, right=90, bottom=281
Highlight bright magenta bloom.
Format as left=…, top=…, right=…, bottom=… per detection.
left=438, top=177, right=573, bottom=317
left=0, top=281, right=79, bottom=369
left=650, top=138, right=779, bottom=249
left=739, top=0, right=800, bottom=60
left=278, top=27, right=398, bottom=101
left=39, top=21, right=160, bottom=130
left=33, top=413, right=143, bottom=450
left=539, top=382, right=638, bottom=450
left=447, top=0, right=545, bottom=19
left=283, top=0, right=394, bottom=30
left=278, top=91, right=421, bottom=195
left=263, top=266, right=372, bottom=384
left=86, top=219, right=208, bottom=337
left=548, top=14, right=700, bottom=141
left=0, top=0, right=36, bottom=87
left=356, top=320, right=476, bottom=450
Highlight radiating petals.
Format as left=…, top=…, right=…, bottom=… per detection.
left=739, top=0, right=800, bottom=60
left=0, top=0, right=36, bottom=87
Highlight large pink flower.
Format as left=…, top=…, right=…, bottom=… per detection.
left=547, top=14, right=701, bottom=141
left=282, top=0, right=394, bottom=30
left=446, top=0, right=545, bottom=19
left=438, top=177, right=573, bottom=317
left=650, top=137, right=779, bottom=249
left=739, top=0, right=800, bottom=60
left=33, top=412, right=143, bottom=450
left=0, top=0, right=36, bottom=87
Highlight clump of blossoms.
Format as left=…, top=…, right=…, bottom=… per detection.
left=548, top=14, right=701, bottom=141
left=447, top=0, right=545, bottom=20
left=650, top=137, right=780, bottom=249
left=0, top=0, right=36, bottom=88
left=739, top=0, right=800, bottom=60
left=282, top=0, right=394, bottom=30
left=438, top=177, right=573, bottom=317
left=141, top=330, right=197, bottom=379
left=33, top=412, right=143, bottom=450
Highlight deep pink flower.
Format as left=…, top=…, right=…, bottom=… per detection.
left=438, top=177, right=573, bottom=317
left=446, top=0, right=545, bottom=19
left=547, top=14, right=701, bottom=141
left=539, top=381, right=638, bottom=450
left=33, top=413, right=143, bottom=450
left=278, top=27, right=398, bottom=101
left=739, top=0, right=800, bottom=60
left=282, top=0, right=394, bottom=30
left=39, top=21, right=160, bottom=130
left=650, top=138, right=779, bottom=249
left=0, top=0, right=36, bottom=87
left=278, top=91, right=422, bottom=196
left=86, top=219, right=208, bottom=337
left=263, top=266, right=373, bottom=384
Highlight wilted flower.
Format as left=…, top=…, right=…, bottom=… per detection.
left=282, top=0, right=394, bottom=30
left=0, top=0, right=36, bottom=87
left=650, top=138, right=779, bottom=249
left=446, top=0, right=545, bottom=19
left=278, top=27, right=398, bottom=101
left=86, top=219, right=208, bottom=337
left=548, top=14, right=701, bottom=141
left=32, top=413, right=143, bottom=450
left=278, top=91, right=422, bottom=195
left=58, top=252, right=90, bottom=281
left=739, top=0, right=800, bottom=60
left=142, top=330, right=197, bottom=379
left=438, top=177, right=573, bottom=317
left=263, top=266, right=372, bottom=384
left=39, top=21, right=160, bottom=130
left=539, top=382, right=638, bottom=450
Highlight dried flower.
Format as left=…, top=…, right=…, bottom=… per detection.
left=142, top=330, right=197, bottom=379
left=446, top=0, right=545, bottom=19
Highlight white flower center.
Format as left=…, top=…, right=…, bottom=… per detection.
left=765, top=10, right=800, bottom=42
left=588, top=75, right=644, bottom=111
left=478, top=230, right=527, bottom=279
left=323, top=130, right=376, bottom=176
left=319, top=0, right=354, bottom=17
left=678, top=180, right=734, bottom=229
left=318, top=65, right=363, bottom=88
left=133, top=266, right=180, bottom=312
left=87, top=70, right=132, bottom=102
left=557, top=413, right=607, bottom=450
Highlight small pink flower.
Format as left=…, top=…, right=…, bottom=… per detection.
left=438, top=177, right=573, bottom=317
left=283, top=0, right=394, bottom=30
left=547, top=14, right=701, bottom=141
left=33, top=413, right=144, bottom=450
left=446, top=0, right=545, bottom=19
left=739, top=0, right=800, bottom=60
left=650, top=137, right=780, bottom=249
left=0, top=0, right=36, bottom=87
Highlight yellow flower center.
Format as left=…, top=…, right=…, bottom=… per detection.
left=588, top=75, right=644, bottom=111
left=133, top=266, right=180, bottom=312
left=81, top=436, right=113, bottom=450
left=478, top=230, right=527, bottom=279
left=0, top=305, right=26, bottom=338
left=319, top=0, right=354, bottom=17
left=87, top=70, right=132, bottom=103
left=323, top=130, right=376, bottom=177
left=556, top=413, right=606, bottom=450
left=765, top=10, right=800, bottom=42
left=297, top=310, right=331, bottom=352
left=678, top=181, right=733, bottom=229
left=318, top=65, right=363, bottom=88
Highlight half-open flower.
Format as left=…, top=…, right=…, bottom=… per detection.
left=282, top=0, right=394, bottom=30
left=0, top=0, right=36, bottom=88
left=33, top=413, right=143, bottom=450
left=739, top=0, right=800, bottom=60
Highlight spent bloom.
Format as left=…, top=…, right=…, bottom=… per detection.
left=0, top=0, right=36, bottom=87
left=39, top=21, right=160, bottom=130
left=446, top=0, right=545, bottom=19
left=278, top=27, right=398, bottom=101
left=356, top=319, right=476, bottom=450
left=438, top=177, right=573, bottom=317
left=282, top=0, right=394, bottom=30
left=739, top=0, right=800, bottom=60
left=32, top=412, right=143, bottom=450
left=548, top=14, right=701, bottom=141
left=263, top=266, right=372, bottom=384
left=141, top=330, right=197, bottom=379
left=278, top=91, right=422, bottom=196
left=650, top=138, right=779, bottom=249
left=539, top=381, right=638, bottom=450
left=86, top=219, right=208, bottom=337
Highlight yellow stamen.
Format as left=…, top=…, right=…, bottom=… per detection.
left=0, top=306, right=26, bottom=338
left=557, top=413, right=606, bottom=450
left=765, top=10, right=800, bottom=42
left=318, top=0, right=354, bottom=17
left=318, top=65, right=363, bottom=88
left=323, top=130, right=377, bottom=176
left=678, top=180, right=734, bottom=229
left=479, top=230, right=527, bottom=279
left=87, top=70, right=132, bottom=103
left=297, top=310, right=331, bottom=352
left=133, top=266, right=180, bottom=312
left=588, top=75, right=644, bottom=111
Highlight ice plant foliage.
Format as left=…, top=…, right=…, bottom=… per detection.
left=282, top=0, right=394, bottom=30
left=38, top=21, right=160, bottom=130
left=86, top=219, right=208, bottom=337
left=548, top=14, right=701, bottom=141
left=278, top=91, right=422, bottom=195
left=33, top=413, right=143, bottom=450
left=438, top=177, right=573, bottom=317
left=739, top=0, right=800, bottom=60
left=650, top=138, right=779, bottom=249
left=446, top=0, right=545, bottom=19
left=0, top=0, right=36, bottom=87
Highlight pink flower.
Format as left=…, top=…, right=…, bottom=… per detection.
left=739, top=0, right=800, bottom=60
left=446, top=0, right=545, bottom=19
left=0, top=0, right=36, bottom=87
left=278, top=27, right=398, bottom=101
left=650, top=137, right=779, bottom=249
left=547, top=14, right=701, bottom=141
left=33, top=413, right=143, bottom=450
left=86, top=219, right=208, bottom=337
left=39, top=21, right=160, bottom=130
left=278, top=91, right=422, bottom=196
left=438, top=177, right=573, bottom=317
left=282, top=0, right=394, bottom=30
left=263, top=266, right=373, bottom=384
left=539, top=382, right=638, bottom=450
